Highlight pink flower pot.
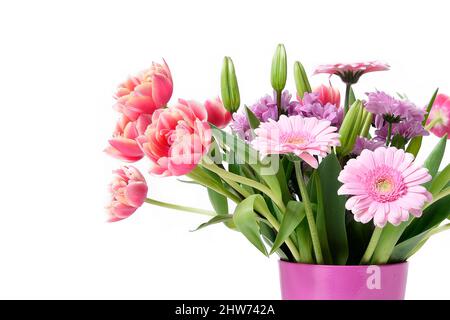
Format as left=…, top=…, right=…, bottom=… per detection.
left=279, top=260, right=408, bottom=300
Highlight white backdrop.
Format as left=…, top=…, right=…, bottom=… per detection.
left=1, top=0, right=449, bottom=299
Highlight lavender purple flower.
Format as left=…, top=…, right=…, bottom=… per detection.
left=230, top=90, right=298, bottom=140
left=288, top=92, right=343, bottom=128
left=352, top=137, right=384, bottom=155
left=365, top=91, right=425, bottom=122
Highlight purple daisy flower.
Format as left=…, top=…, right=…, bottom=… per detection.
left=289, top=92, right=343, bottom=128
left=375, top=118, right=429, bottom=141
left=351, top=137, right=384, bottom=155
left=230, top=90, right=299, bottom=141
left=365, top=91, right=425, bottom=122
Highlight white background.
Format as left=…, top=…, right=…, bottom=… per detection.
left=1, top=0, right=449, bottom=299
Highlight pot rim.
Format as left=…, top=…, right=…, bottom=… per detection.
left=279, top=259, right=408, bottom=269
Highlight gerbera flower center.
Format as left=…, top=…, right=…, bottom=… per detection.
left=365, top=165, right=407, bottom=203
left=287, top=136, right=307, bottom=145
left=375, top=178, right=393, bottom=193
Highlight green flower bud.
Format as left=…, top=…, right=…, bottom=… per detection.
left=293, top=61, right=311, bottom=98
left=271, top=44, right=287, bottom=92
left=221, top=56, right=240, bottom=113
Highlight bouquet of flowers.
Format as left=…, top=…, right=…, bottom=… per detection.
left=105, top=44, right=450, bottom=268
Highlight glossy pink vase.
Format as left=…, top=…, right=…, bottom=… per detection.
left=279, top=261, right=408, bottom=300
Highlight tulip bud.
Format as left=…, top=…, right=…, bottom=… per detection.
left=294, top=61, right=311, bottom=99
left=271, top=44, right=287, bottom=92
left=221, top=56, right=240, bottom=113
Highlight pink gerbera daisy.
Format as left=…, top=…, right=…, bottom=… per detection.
left=314, top=61, right=390, bottom=84
left=338, top=147, right=432, bottom=227
left=251, top=115, right=340, bottom=168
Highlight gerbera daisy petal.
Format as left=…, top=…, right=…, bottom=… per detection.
left=252, top=115, right=339, bottom=168
left=339, top=147, right=432, bottom=227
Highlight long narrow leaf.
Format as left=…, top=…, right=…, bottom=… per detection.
left=317, top=154, right=348, bottom=264
left=270, top=201, right=305, bottom=254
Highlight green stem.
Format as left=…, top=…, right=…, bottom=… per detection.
left=202, top=160, right=286, bottom=212
left=344, top=83, right=351, bottom=116
left=386, top=122, right=393, bottom=146
left=425, top=117, right=443, bottom=131
left=360, top=227, right=383, bottom=264
left=145, top=198, right=217, bottom=216
left=276, top=90, right=282, bottom=118
left=294, top=161, right=324, bottom=264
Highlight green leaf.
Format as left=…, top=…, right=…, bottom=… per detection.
left=429, top=164, right=450, bottom=196
left=406, top=135, right=422, bottom=157
left=276, top=157, right=292, bottom=204
left=401, top=191, right=450, bottom=241
left=423, top=134, right=447, bottom=189
left=423, top=88, right=439, bottom=125
left=260, top=222, right=289, bottom=260
left=270, top=201, right=305, bottom=254
left=192, top=215, right=234, bottom=232
left=408, top=89, right=440, bottom=157
left=296, top=220, right=314, bottom=263
left=317, top=154, right=348, bottom=264
left=391, top=134, right=407, bottom=149
left=233, top=195, right=268, bottom=256
left=349, top=87, right=356, bottom=106
left=244, top=105, right=261, bottom=130
left=211, top=125, right=283, bottom=203
left=390, top=228, right=435, bottom=262
left=312, top=173, right=333, bottom=264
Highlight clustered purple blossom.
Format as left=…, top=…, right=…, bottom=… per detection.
left=230, top=90, right=299, bottom=140
left=288, top=92, right=343, bottom=128
left=365, top=91, right=428, bottom=142
left=352, top=137, right=384, bottom=156
left=230, top=91, right=342, bottom=141
left=365, top=91, right=425, bottom=122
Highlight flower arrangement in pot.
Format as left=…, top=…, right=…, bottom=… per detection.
left=105, top=45, right=450, bottom=300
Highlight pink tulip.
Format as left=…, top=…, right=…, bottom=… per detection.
left=114, top=59, right=173, bottom=120
left=427, top=93, right=450, bottom=138
left=313, top=84, right=341, bottom=107
left=107, top=166, right=148, bottom=222
left=137, top=99, right=212, bottom=176
left=204, top=97, right=232, bottom=128
left=105, top=114, right=151, bottom=162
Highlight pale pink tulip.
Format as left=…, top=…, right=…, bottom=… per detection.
left=107, top=166, right=148, bottom=222
left=137, top=99, right=212, bottom=176
left=427, top=93, right=450, bottom=138
left=204, top=97, right=232, bottom=128
left=313, top=84, right=341, bottom=107
left=105, top=114, right=151, bottom=162
left=114, top=59, right=173, bottom=120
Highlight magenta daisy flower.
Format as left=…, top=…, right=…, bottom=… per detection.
left=338, top=147, right=432, bottom=227
left=314, top=61, right=390, bottom=84
left=251, top=115, right=340, bottom=168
